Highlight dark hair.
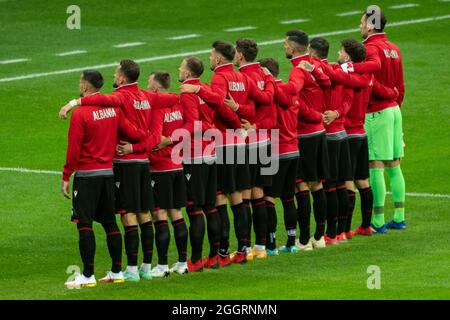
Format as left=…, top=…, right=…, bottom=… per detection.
left=258, top=58, right=279, bottom=78
left=119, top=59, right=140, bottom=83
left=236, top=38, right=258, bottom=62
left=151, top=71, right=171, bottom=89
left=184, top=56, right=204, bottom=78
left=82, top=69, right=104, bottom=89
left=364, top=8, right=387, bottom=32
left=286, top=30, right=309, bottom=48
left=341, top=39, right=366, bottom=63
left=309, top=37, right=329, bottom=59
left=212, top=40, right=236, bottom=62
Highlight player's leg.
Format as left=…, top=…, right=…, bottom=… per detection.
left=365, top=109, right=394, bottom=233
left=336, top=138, right=353, bottom=242
left=152, top=209, right=170, bottom=278
left=169, top=209, right=188, bottom=274
left=295, top=139, right=312, bottom=248
left=324, top=138, right=339, bottom=245
left=98, top=175, right=124, bottom=284
left=65, top=176, right=98, bottom=287
left=385, top=106, right=406, bottom=229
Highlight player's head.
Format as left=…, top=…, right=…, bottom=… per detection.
left=360, top=7, right=387, bottom=39
left=148, top=71, right=171, bottom=92
left=179, top=56, right=204, bottom=82
left=338, top=39, right=366, bottom=64
left=284, top=30, right=309, bottom=59
left=80, top=69, right=104, bottom=97
left=210, top=40, right=236, bottom=70
left=235, top=38, right=258, bottom=67
left=113, top=59, right=140, bottom=88
left=259, top=58, right=279, bottom=78
left=309, top=37, right=329, bottom=60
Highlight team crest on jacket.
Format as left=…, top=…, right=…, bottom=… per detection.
left=74, top=190, right=78, bottom=198
left=115, top=182, right=120, bottom=189
left=257, top=81, right=265, bottom=90
left=185, top=173, right=191, bottom=181
left=151, top=180, right=155, bottom=187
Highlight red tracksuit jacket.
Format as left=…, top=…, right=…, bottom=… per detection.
left=274, top=80, right=324, bottom=157
left=178, top=78, right=216, bottom=163
left=322, top=62, right=398, bottom=136
left=63, top=103, right=147, bottom=181
left=319, top=59, right=354, bottom=135
left=80, top=83, right=178, bottom=162
left=352, top=33, right=405, bottom=112
left=279, top=54, right=330, bottom=136
left=238, top=62, right=278, bottom=142
left=200, top=63, right=275, bottom=146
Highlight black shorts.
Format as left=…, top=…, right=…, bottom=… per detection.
left=113, top=162, right=153, bottom=214
left=152, top=169, right=186, bottom=210
left=248, top=142, right=272, bottom=188
left=348, top=136, right=370, bottom=180
left=297, top=132, right=330, bottom=182
left=216, top=145, right=251, bottom=194
left=326, top=137, right=353, bottom=183
left=184, top=162, right=217, bottom=207
left=71, top=174, right=116, bottom=225
left=265, top=157, right=298, bottom=198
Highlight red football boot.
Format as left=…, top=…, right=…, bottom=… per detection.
left=203, top=255, right=220, bottom=269
left=187, top=259, right=203, bottom=272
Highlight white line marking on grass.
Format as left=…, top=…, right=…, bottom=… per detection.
left=1, top=167, right=450, bottom=199
left=55, top=50, right=87, bottom=57
left=224, top=26, right=257, bottom=32
left=2, top=14, right=450, bottom=83
left=113, top=42, right=145, bottom=48
left=168, top=34, right=201, bottom=40
left=390, top=3, right=420, bottom=9
left=387, top=192, right=450, bottom=199
left=0, top=167, right=60, bottom=175
left=336, top=11, right=361, bottom=17
left=0, top=58, right=30, bottom=64
left=280, top=19, right=309, bottom=24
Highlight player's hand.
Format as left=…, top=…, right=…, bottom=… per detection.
left=59, top=104, right=72, bottom=120
left=179, top=84, right=200, bottom=93
left=324, top=110, right=338, bottom=125
left=298, top=61, right=315, bottom=72
left=224, top=94, right=239, bottom=112
left=117, top=140, right=133, bottom=156
left=153, top=135, right=172, bottom=151
left=241, top=119, right=255, bottom=131
left=61, top=180, right=71, bottom=199
left=261, top=67, right=272, bottom=76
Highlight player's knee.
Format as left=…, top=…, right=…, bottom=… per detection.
left=355, top=179, right=370, bottom=189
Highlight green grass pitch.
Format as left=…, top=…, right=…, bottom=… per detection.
left=0, top=0, right=449, bottom=299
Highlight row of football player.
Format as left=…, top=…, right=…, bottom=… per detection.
left=60, top=9, right=406, bottom=287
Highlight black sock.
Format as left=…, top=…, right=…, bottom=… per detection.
left=336, top=185, right=349, bottom=235
left=217, top=204, right=230, bottom=256
left=172, top=218, right=188, bottom=263
left=282, top=197, right=297, bottom=247
left=243, top=199, right=252, bottom=247
left=102, top=223, right=122, bottom=273
left=139, top=221, right=154, bottom=264
left=78, top=223, right=95, bottom=277
left=324, top=184, right=338, bottom=238
left=251, top=198, right=267, bottom=246
left=359, top=187, right=374, bottom=229
left=187, top=205, right=205, bottom=263
left=230, top=203, right=248, bottom=252
left=296, top=190, right=311, bottom=245
left=154, top=220, right=170, bottom=265
left=346, top=190, right=356, bottom=232
left=312, top=189, right=327, bottom=240
left=124, top=225, right=139, bottom=267
left=266, top=200, right=277, bottom=250
left=204, top=206, right=221, bottom=258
